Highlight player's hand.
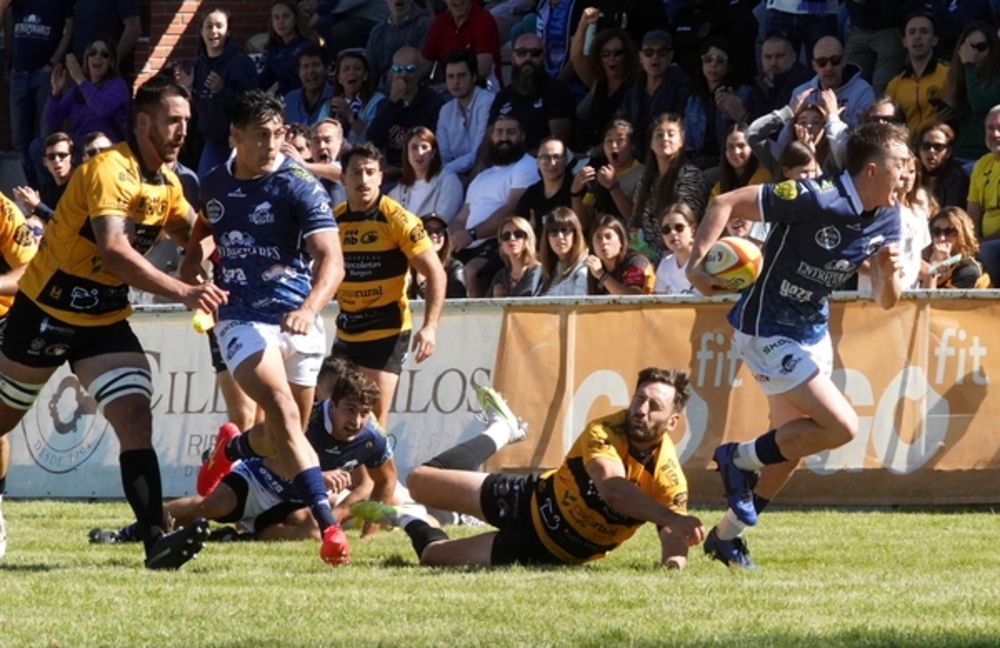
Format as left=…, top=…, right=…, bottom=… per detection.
left=281, top=307, right=316, bottom=335
left=179, top=253, right=209, bottom=286
left=411, top=325, right=436, bottom=363
left=451, top=228, right=472, bottom=251
left=667, top=514, right=706, bottom=548
left=685, top=254, right=732, bottom=295
left=183, top=282, right=228, bottom=313
left=873, top=242, right=904, bottom=278
left=323, top=469, right=352, bottom=492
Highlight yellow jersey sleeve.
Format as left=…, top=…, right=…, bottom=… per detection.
left=0, top=193, right=37, bottom=270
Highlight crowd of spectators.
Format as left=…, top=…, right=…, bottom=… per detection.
left=5, top=0, right=1000, bottom=298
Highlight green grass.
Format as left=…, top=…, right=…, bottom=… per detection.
left=2, top=501, right=1000, bottom=647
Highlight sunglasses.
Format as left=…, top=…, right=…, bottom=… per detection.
left=513, top=47, right=543, bottom=58
left=931, top=226, right=958, bottom=237
left=499, top=230, right=528, bottom=242
left=547, top=226, right=573, bottom=237
left=968, top=40, right=990, bottom=52
left=536, top=154, right=564, bottom=163
left=921, top=141, right=947, bottom=152
left=85, top=146, right=108, bottom=157
left=813, top=54, right=843, bottom=68
left=661, top=223, right=687, bottom=235
left=29, top=225, right=44, bottom=237
left=701, top=53, right=728, bottom=65
left=45, top=151, right=70, bottom=161
left=600, top=48, right=625, bottom=59
left=88, top=49, right=111, bottom=59
left=391, top=63, right=418, bottom=74
left=641, top=47, right=670, bottom=58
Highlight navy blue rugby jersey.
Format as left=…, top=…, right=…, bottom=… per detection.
left=728, top=173, right=901, bottom=344
left=202, top=154, right=337, bottom=324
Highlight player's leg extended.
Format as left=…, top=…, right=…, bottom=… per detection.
left=216, top=370, right=264, bottom=431
left=166, top=482, right=240, bottom=528
left=418, top=532, right=499, bottom=567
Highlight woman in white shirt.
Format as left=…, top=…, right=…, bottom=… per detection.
left=388, top=126, right=463, bottom=222
left=654, top=202, right=700, bottom=295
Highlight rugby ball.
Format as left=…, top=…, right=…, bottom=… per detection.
left=704, top=236, right=762, bottom=291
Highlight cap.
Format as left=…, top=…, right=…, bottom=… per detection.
left=421, top=212, right=448, bottom=229
left=642, top=29, right=673, bottom=49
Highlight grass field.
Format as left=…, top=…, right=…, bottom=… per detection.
left=2, top=501, right=999, bottom=647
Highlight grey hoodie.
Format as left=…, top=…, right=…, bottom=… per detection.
left=365, top=6, right=432, bottom=91
left=790, top=62, right=875, bottom=127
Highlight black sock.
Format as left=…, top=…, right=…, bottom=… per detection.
left=225, top=432, right=262, bottom=462
left=0, top=474, right=6, bottom=496
left=403, top=519, right=449, bottom=560
left=423, top=436, right=498, bottom=471
left=753, top=494, right=771, bottom=514
left=119, top=449, right=165, bottom=551
left=754, top=429, right=788, bottom=465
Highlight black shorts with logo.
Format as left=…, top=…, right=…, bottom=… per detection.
left=332, top=330, right=411, bottom=375
left=480, top=472, right=562, bottom=566
left=1, top=293, right=144, bottom=368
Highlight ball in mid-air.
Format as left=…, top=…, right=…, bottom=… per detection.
left=704, top=236, right=762, bottom=291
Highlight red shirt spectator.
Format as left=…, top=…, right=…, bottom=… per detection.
left=422, top=0, right=503, bottom=90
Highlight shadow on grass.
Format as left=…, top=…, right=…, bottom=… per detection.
left=572, top=629, right=1000, bottom=648
left=0, top=563, right=56, bottom=573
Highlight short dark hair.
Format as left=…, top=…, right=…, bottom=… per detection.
left=846, top=122, right=910, bottom=176
left=316, top=355, right=354, bottom=401
left=901, top=11, right=934, bottom=34
left=330, top=363, right=381, bottom=408
left=231, top=89, right=285, bottom=129
left=298, top=42, right=329, bottom=68
left=444, top=48, right=478, bottom=79
left=341, top=141, right=384, bottom=171
left=43, top=131, right=74, bottom=153
left=132, top=72, right=191, bottom=122
left=636, top=367, right=690, bottom=411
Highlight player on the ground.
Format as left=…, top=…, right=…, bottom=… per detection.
left=354, top=370, right=705, bottom=569
left=0, top=74, right=228, bottom=569
left=686, top=121, right=909, bottom=569
left=180, top=89, right=350, bottom=565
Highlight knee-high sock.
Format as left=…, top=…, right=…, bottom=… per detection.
left=119, top=449, right=165, bottom=551
left=423, top=436, right=498, bottom=472
left=293, top=467, right=337, bottom=531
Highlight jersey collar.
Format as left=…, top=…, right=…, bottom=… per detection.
left=839, top=171, right=866, bottom=215
left=126, top=135, right=169, bottom=185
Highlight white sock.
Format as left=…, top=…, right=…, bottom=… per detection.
left=481, top=420, right=513, bottom=451
left=733, top=440, right=764, bottom=471
left=716, top=508, right=749, bottom=541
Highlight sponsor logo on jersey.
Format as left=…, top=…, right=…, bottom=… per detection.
left=409, top=223, right=426, bottom=244
left=815, top=226, right=841, bottom=250
left=342, top=228, right=359, bottom=245
left=222, top=267, right=248, bottom=285
left=261, top=264, right=296, bottom=281
left=796, top=260, right=854, bottom=287
left=779, top=279, right=814, bottom=303
left=39, top=317, right=76, bottom=336
left=249, top=201, right=275, bottom=225
left=205, top=198, right=225, bottom=224
left=227, top=187, right=246, bottom=198
left=69, top=287, right=99, bottom=310
left=773, top=180, right=798, bottom=201
left=13, top=223, right=35, bottom=247
left=44, top=343, right=69, bottom=357
left=863, top=234, right=886, bottom=256
left=361, top=230, right=379, bottom=245
left=761, top=338, right=791, bottom=355
left=29, top=338, right=45, bottom=354
left=217, top=230, right=281, bottom=260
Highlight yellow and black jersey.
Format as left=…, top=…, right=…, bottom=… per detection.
left=19, top=140, right=190, bottom=326
left=0, top=192, right=39, bottom=316
left=531, top=410, right=688, bottom=564
left=334, top=194, right=432, bottom=343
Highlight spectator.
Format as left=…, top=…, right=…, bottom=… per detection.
left=44, top=38, right=129, bottom=150
left=260, top=0, right=315, bottom=95
left=777, top=140, right=820, bottom=181
left=70, top=0, right=140, bottom=72
left=967, top=105, right=1000, bottom=286
left=489, top=33, right=574, bottom=152
left=746, top=30, right=813, bottom=121
left=284, top=44, right=334, bottom=126
left=791, top=36, right=875, bottom=127
left=422, top=0, right=503, bottom=91
left=315, top=0, right=387, bottom=60
left=3, top=0, right=73, bottom=188
left=436, top=49, right=492, bottom=176
left=842, top=0, right=906, bottom=95
left=488, top=216, right=542, bottom=297
left=748, top=87, right=846, bottom=178
left=568, top=12, right=638, bottom=153
left=280, top=118, right=346, bottom=205
left=920, top=207, right=991, bottom=289
left=328, top=49, right=385, bottom=146
left=666, top=0, right=757, bottom=88
left=285, top=123, right=313, bottom=161
left=12, top=132, right=74, bottom=223
left=514, top=137, right=573, bottom=241
left=539, top=207, right=589, bottom=296
left=619, top=30, right=695, bottom=156
left=177, top=8, right=259, bottom=178
left=81, top=131, right=113, bottom=162
left=925, top=0, right=996, bottom=61
left=365, top=0, right=432, bottom=93
left=448, top=115, right=540, bottom=297
left=409, top=214, right=467, bottom=300
left=557, top=0, right=667, bottom=60
left=653, top=202, right=699, bottom=296
left=886, top=13, right=950, bottom=133
left=630, top=113, right=707, bottom=263
left=388, top=127, right=464, bottom=222
left=710, top=123, right=771, bottom=200
left=572, top=119, right=644, bottom=229
left=758, top=0, right=838, bottom=66
left=915, top=122, right=968, bottom=211
left=686, top=37, right=753, bottom=174
left=585, top=214, right=654, bottom=295
left=369, top=46, right=444, bottom=175
left=941, top=22, right=1000, bottom=165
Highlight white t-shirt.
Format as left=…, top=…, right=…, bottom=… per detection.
left=856, top=205, right=930, bottom=292
left=464, top=154, right=540, bottom=248
left=387, top=170, right=464, bottom=223
left=654, top=254, right=699, bottom=295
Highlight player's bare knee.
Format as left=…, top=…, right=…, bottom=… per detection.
left=405, top=465, right=438, bottom=499
left=828, top=412, right=860, bottom=447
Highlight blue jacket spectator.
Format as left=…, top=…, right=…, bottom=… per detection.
left=365, top=0, right=431, bottom=93
left=259, top=1, right=314, bottom=95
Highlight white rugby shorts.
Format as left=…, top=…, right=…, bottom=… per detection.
left=732, top=330, right=833, bottom=396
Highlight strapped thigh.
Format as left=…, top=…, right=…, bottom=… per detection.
left=0, top=374, right=46, bottom=411
left=85, top=366, right=154, bottom=412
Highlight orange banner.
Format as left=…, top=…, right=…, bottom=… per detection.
left=491, top=297, right=1000, bottom=505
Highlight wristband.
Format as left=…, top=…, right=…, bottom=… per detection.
left=467, top=227, right=478, bottom=241
left=598, top=271, right=609, bottom=287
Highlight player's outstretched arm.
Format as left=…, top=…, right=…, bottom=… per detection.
left=870, top=243, right=904, bottom=309
left=409, top=248, right=446, bottom=363
left=178, top=211, right=215, bottom=285
left=585, top=457, right=705, bottom=548
left=93, top=214, right=228, bottom=312
left=687, top=185, right=762, bottom=295
left=284, top=229, right=344, bottom=334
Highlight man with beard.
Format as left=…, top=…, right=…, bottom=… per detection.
left=488, top=33, right=574, bottom=152
left=448, top=114, right=540, bottom=297
left=365, top=372, right=705, bottom=569
left=0, top=74, right=228, bottom=569
left=369, top=46, right=444, bottom=179
left=283, top=45, right=335, bottom=128
left=745, top=31, right=813, bottom=121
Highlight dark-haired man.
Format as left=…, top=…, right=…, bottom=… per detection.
left=885, top=13, right=949, bottom=133
left=437, top=49, right=493, bottom=176
left=0, top=74, right=227, bottom=569
left=688, top=121, right=910, bottom=569
left=183, top=89, right=348, bottom=566
left=283, top=45, right=335, bottom=127
left=362, top=375, right=704, bottom=568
